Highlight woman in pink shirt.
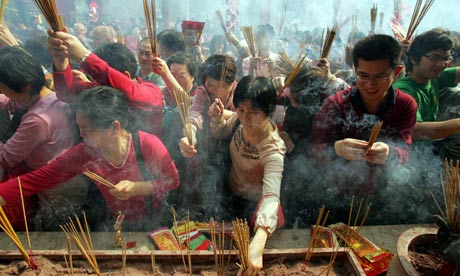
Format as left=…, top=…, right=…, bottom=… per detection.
left=0, top=86, right=179, bottom=231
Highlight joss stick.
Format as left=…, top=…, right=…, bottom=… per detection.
left=0, top=0, right=8, bottom=24
left=353, top=199, right=364, bottom=228
left=278, top=4, right=287, bottom=37
left=60, top=213, right=101, bottom=276
left=122, top=240, right=127, bottom=276
left=302, top=206, right=325, bottom=271
left=186, top=212, right=192, bottom=275
left=171, top=208, right=186, bottom=272
left=0, top=207, right=34, bottom=268
left=83, top=171, right=116, bottom=189
left=406, top=0, right=435, bottom=40
left=220, top=221, right=225, bottom=275
left=143, top=0, right=157, bottom=56
left=210, top=218, right=219, bottom=274
left=357, top=203, right=372, bottom=232
left=215, top=10, right=226, bottom=33
left=171, top=85, right=192, bottom=145
left=232, top=218, right=250, bottom=271
left=366, top=121, right=383, bottom=154
left=274, top=52, right=295, bottom=77
left=321, top=25, right=338, bottom=59
left=282, top=53, right=307, bottom=92
left=345, top=195, right=355, bottom=252
left=370, top=4, right=378, bottom=34
left=32, top=0, right=65, bottom=31
left=18, top=177, right=32, bottom=255
left=241, top=26, right=256, bottom=57
left=66, top=235, right=73, bottom=276
left=151, top=247, right=156, bottom=275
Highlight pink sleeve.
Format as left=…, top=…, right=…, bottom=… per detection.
left=139, top=132, right=179, bottom=208
left=188, top=86, right=210, bottom=129
left=0, top=114, right=49, bottom=169
left=242, top=57, right=250, bottom=76
left=0, top=144, right=90, bottom=206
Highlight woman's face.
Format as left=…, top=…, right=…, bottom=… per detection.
left=205, top=77, right=232, bottom=99
left=170, top=63, right=194, bottom=92
left=236, top=100, right=269, bottom=131
left=76, top=111, right=111, bottom=149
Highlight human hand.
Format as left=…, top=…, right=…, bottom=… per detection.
left=317, top=57, right=332, bottom=79
left=334, top=138, right=368, bottom=161
left=179, top=124, right=197, bottom=158
left=225, top=32, right=239, bottom=46
left=364, top=141, right=390, bottom=164
left=109, top=180, right=136, bottom=200
left=237, top=228, right=267, bottom=276
left=48, top=29, right=89, bottom=62
left=208, top=98, right=224, bottom=123
left=151, top=56, right=169, bottom=77
left=72, top=70, right=90, bottom=82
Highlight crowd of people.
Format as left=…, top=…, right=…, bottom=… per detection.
left=0, top=5, right=460, bottom=273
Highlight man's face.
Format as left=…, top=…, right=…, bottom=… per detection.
left=137, top=42, right=153, bottom=70
left=412, top=49, right=453, bottom=80
left=355, top=59, right=397, bottom=109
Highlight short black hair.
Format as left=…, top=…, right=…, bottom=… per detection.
left=157, top=30, right=186, bottom=53
left=406, top=28, right=457, bottom=72
left=24, top=35, right=53, bottom=69
left=0, top=46, right=45, bottom=95
left=289, top=66, right=328, bottom=105
left=75, top=86, right=133, bottom=131
left=201, top=54, right=236, bottom=84
left=352, top=34, right=401, bottom=69
left=94, top=43, right=138, bottom=78
left=233, top=76, right=276, bottom=116
left=167, top=51, right=198, bottom=80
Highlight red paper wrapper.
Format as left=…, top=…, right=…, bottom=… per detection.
left=148, top=227, right=181, bottom=250
left=330, top=223, right=393, bottom=276
left=181, top=20, right=205, bottom=44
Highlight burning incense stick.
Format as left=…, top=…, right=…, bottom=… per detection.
left=366, top=121, right=383, bottom=154
left=171, top=208, right=187, bottom=272
left=83, top=171, right=116, bottom=189
left=370, top=4, right=378, bottom=34
left=232, top=218, right=249, bottom=271
left=0, top=0, right=8, bottom=24
left=282, top=54, right=307, bottom=92
left=143, top=0, right=157, bottom=56
left=406, top=0, right=435, bottom=40
left=241, top=26, right=256, bottom=57
left=210, top=218, right=226, bottom=275
left=278, top=4, right=287, bottom=37
left=60, top=213, right=101, bottom=276
left=32, top=0, right=65, bottom=31
left=302, top=206, right=326, bottom=271
left=0, top=204, right=36, bottom=269
left=357, top=203, right=372, bottom=232
left=321, top=25, right=338, bottom=59
left=66, top=235, right=73, bottom=276
left=215, top=10, right=226, bottom=33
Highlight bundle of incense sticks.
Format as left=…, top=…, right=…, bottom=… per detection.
left=60, top=213, right=101, bottom=276
left=143, top=0, right=157, bottom=56
left=215, top=10, right=226, bottom=33
left=172, top=85, right=192, bottom=145
left=241, top=26, right=256, bottom=57
left=274, top=52, right=295, bottom=78
left=210, top=218, right=227, bottom=275
left=406, top=0, right=435, bottom=40
left=302, top=206, right=328, bottom=271
left=83, top=170, right=116, bottom=189
left=365, top=121, right=383, bottom=154
left=232, top=218, right=249, bottom=271
left=431, top=160, right=460, bottom=231
left=0, top=178, right=36, bottom=269
left=32, top=0, right=64, bottom=31
left=370, top=4, right=378, bottom=34
left=0, top=0, right=8, bottom=24
left=278, top=4, right=287, bottom=37
left=320, top=25, right=338, bottom=59
left=282, top=54, right=307, bottom=92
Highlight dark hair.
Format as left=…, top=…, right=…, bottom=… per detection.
left=167, top=51, right=198, bottom=80
left=94, top=43, right=138, bottom=78
left=209, top=34, right=228, bottom=54
left=202, top=54, right=236, bottom=84
left=0, top=46, right=45, bottom=95
left=75, top=86, right=133, bottom=131
left=233, top=76, right=276, bottom=116
left=289, top=66, right=328, bottom=105
left=352, top=34, right=401, bottom=69
left=406, top=28, right=457, bottom=72
left=24, top=35, right=53, bottom=69
left=157, top=30, right=186, bottom=53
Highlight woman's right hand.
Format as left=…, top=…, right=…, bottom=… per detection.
left=208, top=98, right=224, bottom=122
left=179, top=136, right=197, bottom=158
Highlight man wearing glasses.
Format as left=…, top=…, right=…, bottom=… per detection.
left=310, top=34, right=417, bottom=195
left=393, top=28, right=460, bottom=140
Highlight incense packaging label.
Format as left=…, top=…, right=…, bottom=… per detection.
left=148, top=227, right=181, bottom=250
left=329, top=223, right=393, bottom=276
left=310, top=226, right=338, bottom=248
left=173, top=221, right=215, bottom=251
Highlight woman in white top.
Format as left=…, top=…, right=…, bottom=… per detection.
left=209, top=76, right=286, bottom=275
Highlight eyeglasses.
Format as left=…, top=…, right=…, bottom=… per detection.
left=423, top=54, right=453, bottom=63
left=355, top=70, right=394, bottom=84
